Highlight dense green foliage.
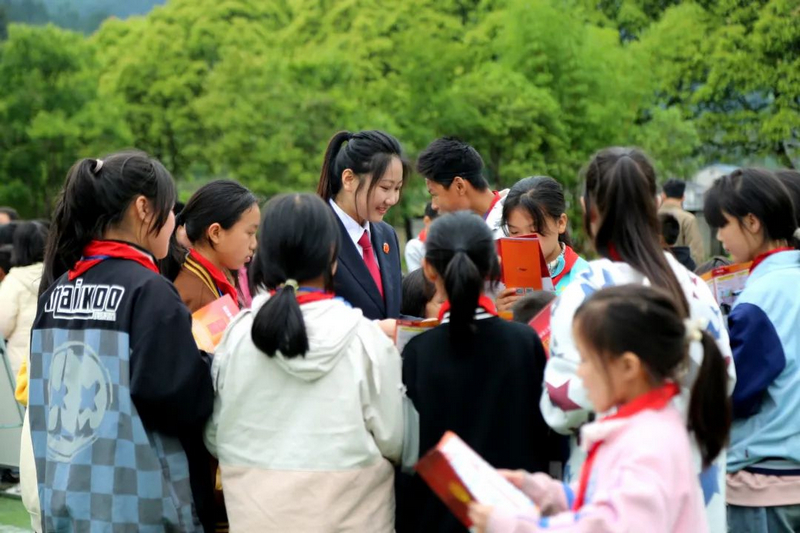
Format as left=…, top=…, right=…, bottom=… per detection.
left=0, top=0, right=797, bottom=229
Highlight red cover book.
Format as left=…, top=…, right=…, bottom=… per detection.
left=528, top=301, right=554, bottom=358
left=415, top=431, right=538, bottom=528
left=497, top=235, right=554, bottom=292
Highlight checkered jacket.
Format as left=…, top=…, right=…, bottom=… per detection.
left=28, top=258, right=214, bottom=532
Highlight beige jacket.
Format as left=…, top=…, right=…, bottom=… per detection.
left=205, top=295, right=407, bottom=532
left=659, top=203, right=705, bottom=263
left=0, top=263, right=43, bottom=378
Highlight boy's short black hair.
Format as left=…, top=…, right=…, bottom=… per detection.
left=0, top=207, right=19, bottom=221
left=0, top=244, right=13, bottom=275
left=424, top=201, right=438, bottom=220
left=401, top=268, right=437, bottom=319
left=416, top=137, right=488, bottom=190
left=662, top=179, right=686, bottom=199
left=659, top=212, right=680, bottom=246
left=511, top=291, right=557, bottom=324
left=0, top=221, right=18, bottom=246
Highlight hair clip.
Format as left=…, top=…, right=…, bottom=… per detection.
left=683, top=317, right=709, bottom=344
left=282, top=279, right=299, bottom=293
left=93, top=159, right=104, bottom=174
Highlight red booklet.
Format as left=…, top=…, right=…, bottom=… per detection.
left=415, top=431, right=538, bottom=528
left=191, top=294, right=238, bottom=352
left=497, top=235, right=554, bottom=292
left=528, top=301, right=554, bottom=358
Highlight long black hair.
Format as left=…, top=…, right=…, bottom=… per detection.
left=502, top=176, right=572, bottom=245
left=162, top=180, right=258, bottom=281
left=250, top=194, right=340, bottom=358
left=583, top=147, right=689, bottom=316
left=575, top=284, right=731, bottom=468
left=775, top=169, right=800, bottom=248
left=41, top=151, right=176, bottom=295
left=316, top=130, right=410, bottom=214
left=425, top=211, right=500, bottom=343
left=11, top=221, right=48, bottom=267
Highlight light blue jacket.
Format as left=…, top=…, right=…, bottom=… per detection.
left=727, top=250, right=800, bottom=474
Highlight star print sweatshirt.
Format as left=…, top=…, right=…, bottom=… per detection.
left=28, top=257, right=214, bottom=532
left=540, top=252, right=735, bottom=533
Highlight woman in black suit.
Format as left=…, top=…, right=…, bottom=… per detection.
left=316, top=130, right=409, bottom=325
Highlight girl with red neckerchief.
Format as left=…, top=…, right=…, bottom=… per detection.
left=166, top=180, right=259, bottom=313
left=468, top=285, right=731, bottom=533
left=204, top=194, right=408, bottom=533
left=705, top=169, right=800, bottom=532
left=395, top=211, right=555, bottom=533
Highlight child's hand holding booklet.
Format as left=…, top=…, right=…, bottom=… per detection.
left=415, top=431, right=539, bottom=529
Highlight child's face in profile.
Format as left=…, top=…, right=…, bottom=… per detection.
left=575, top=327, right=626, bottom=413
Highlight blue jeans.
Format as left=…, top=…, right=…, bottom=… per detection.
left=728, top=504, right=800, bottom=533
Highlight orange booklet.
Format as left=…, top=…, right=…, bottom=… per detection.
left=528, top=301, right=554, bottom=358
left=394, top=318, right=439, bottom=354
left=415, top=431, right=538, bottom=528
left=700, top=262, right=751, bottom=315
left=497, top=235, right=554, bottom=292
left=191, top=294, right=238, bottom=353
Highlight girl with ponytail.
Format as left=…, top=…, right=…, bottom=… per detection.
left=316, top=130, right=409, bottom=322
left=704, top=169, right=800, bottom=531
left=541, top=147, right=734, bottom=533
left=468, top=284, right=731, bottom=533
left=30, top=151, right=214, bottom=531
left=396, top=211, right=557, bottom=533
left=205, top=193, right=408, bottom=532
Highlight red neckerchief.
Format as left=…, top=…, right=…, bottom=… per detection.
left=606, top=243, right=623, bottom=262
left=437, top=295, right=498, bottom=322
left=482, top=191, right=502, bottom=221
left=188, top=249, right=238, bottom=302
left=269, top=287, right=336, bottom=305
left=750, top=247, right=794, bottom=274
left=418, top=228, right=427, bottom=243
left=573, top=382, right=680, bottom=511
left=68, top=240, right=159, bottom=281
left=551, top=245, right=581, bottom=286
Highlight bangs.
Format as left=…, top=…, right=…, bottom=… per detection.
left=518, top=195, right=553, bottom=236
left=703, top=176, right=733, bottom=229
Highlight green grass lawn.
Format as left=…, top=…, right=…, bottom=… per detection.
left=0, top=496, right=30, bottom=530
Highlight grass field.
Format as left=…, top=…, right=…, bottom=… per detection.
left=0, top=496, right=30, bottom=531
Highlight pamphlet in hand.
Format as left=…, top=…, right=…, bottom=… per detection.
left=528, top=300, right=554, bottom=358
left=497, top=235, right=555, bottom=293
left=395, top=318, right=439, bottom=354
left=191, top=294, right=238, bottom=353
left=415, top=431, right=538, bottom=528
left=700, top=262, right=751, bottom=316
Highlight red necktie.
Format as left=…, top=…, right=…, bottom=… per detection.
left=358, top=230, right=384, bottom=298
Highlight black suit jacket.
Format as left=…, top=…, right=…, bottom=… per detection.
left=332, top=214, right=402, bottom=320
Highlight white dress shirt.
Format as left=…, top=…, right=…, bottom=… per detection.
left=330, top=199, right=379, bottom=266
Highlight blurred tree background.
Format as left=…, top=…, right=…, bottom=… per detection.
left=0, top=0, right=798, bottom=247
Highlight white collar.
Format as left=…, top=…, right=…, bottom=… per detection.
left=329, top=198, right=370, bottom=246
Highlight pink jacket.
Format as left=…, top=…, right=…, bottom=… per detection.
left=487, top=406, right=708, bottom=532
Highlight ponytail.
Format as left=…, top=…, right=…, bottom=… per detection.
left=317, top=131, right=352, bottom=201
left=689, top=331, right=732, bottom=468
left=41, top=152, right=176, bottom=295
left=41, top=158, right=106, bottom=294
left=251, top=285, right=308, bottom=358
left=316, top=130, right=410, bottom=205
left=443, top=250, right=482, bottom=343
left=584, top=148, right=689, bottom=317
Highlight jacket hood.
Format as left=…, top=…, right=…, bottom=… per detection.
left=8, top=263, right=43, bottom=296
left=250, top=293, right=365, bottom=382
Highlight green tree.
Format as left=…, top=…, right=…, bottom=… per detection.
left=0, top=24, right=131, bottom=217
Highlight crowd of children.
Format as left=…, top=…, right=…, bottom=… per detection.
left=1, top=130, right=799, bottom=533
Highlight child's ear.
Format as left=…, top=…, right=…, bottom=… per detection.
left=207, top=222, right=223, bottom=245
left=453, top=176, right=467, bottom=196
left=619, top=351, right=644, bottom=382
left=341, top=169, right=358, bottom=193
left=557, top=213, right=568, bottom=234
left=744, top=213, right=762, bottom=236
